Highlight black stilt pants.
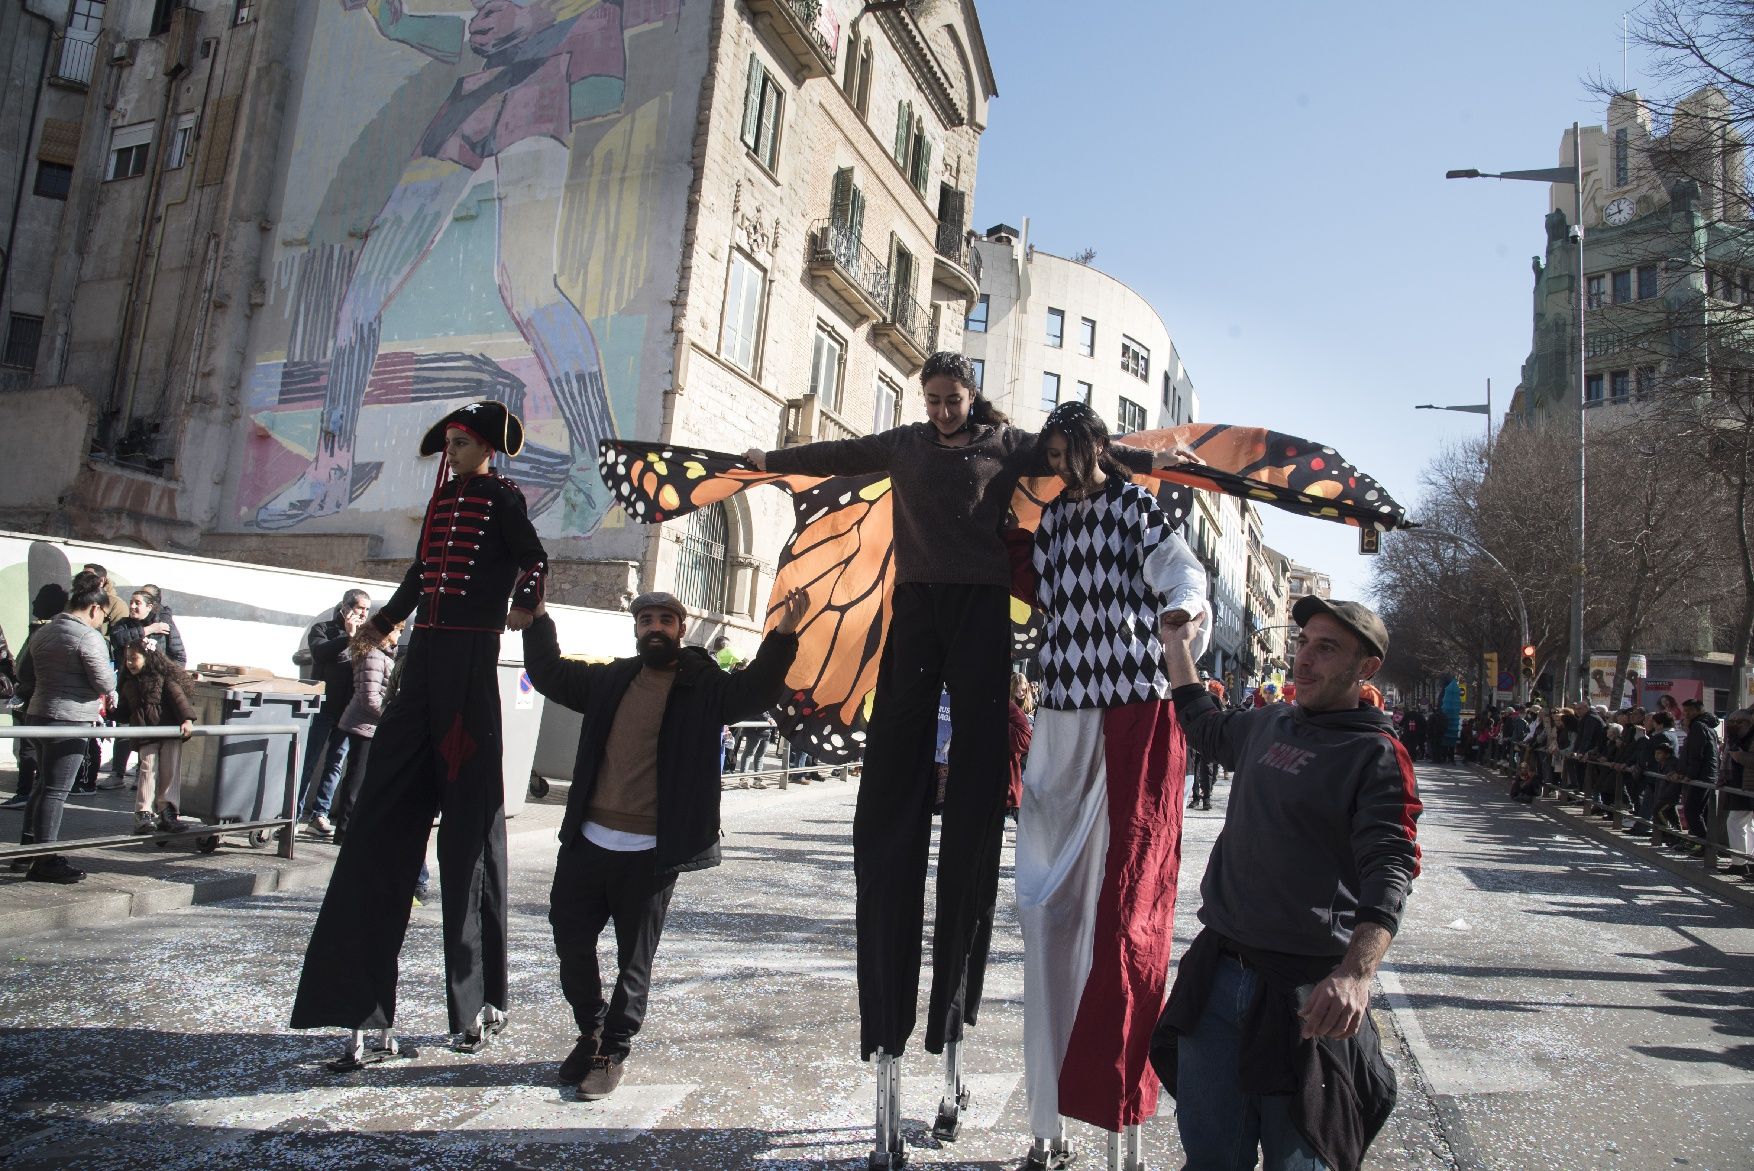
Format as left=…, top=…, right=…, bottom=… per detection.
left=855, top=582, right=1010, bottom=1060
left=548, top=839, right=678, bottom=1058
left=291, top=629, right=509, bottom=1035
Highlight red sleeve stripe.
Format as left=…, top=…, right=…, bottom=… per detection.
left=1382, top=731, right=1423, bottom=878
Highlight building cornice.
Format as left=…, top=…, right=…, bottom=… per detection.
left=874, top=4, right=964, bottom=128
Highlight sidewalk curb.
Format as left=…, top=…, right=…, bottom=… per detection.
left=1463, top=766, right=1754, bottom=913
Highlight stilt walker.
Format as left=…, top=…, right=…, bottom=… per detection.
left=747, top=359, right=1186, bottom=1169
left=290, top=401, right=547, bottom=1069
left=1015, top=403, right=1208, bottom=1170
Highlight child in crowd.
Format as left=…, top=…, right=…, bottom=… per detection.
left=114, top=644, right=195, bottom=834
left=331, top=616, right=401, bottom=845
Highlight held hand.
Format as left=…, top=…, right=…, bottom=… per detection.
left=179, top=720, right=193, bottom=740
left=505, top=609, right=534, bottom=632
left=775, top=587, right=809, bottom=634
left=344, top=612, right=366, bottom=636
left=1159, top=608, right=1202, bottom=646
left=743, top=448, right=767, bottom=472
left=1151, top=443, right=1199, bottom=469
left=532, top=601, right=548, bottom=619
left=1298, top=970, right=1370, bottom=1039
left=145, top=622, right=169, bottom=636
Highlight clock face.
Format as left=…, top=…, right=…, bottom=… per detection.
left=1604, top=197, right=1636, bottom=226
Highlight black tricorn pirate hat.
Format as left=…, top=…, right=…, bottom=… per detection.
left=419, top=400, right=525, bottom=458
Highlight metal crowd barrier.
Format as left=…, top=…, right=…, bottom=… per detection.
left=0, top=724, right=301, bottom=864
left=721, top=760, right=856, bottom=791
left=1488, top=741, right=1750, bottom=872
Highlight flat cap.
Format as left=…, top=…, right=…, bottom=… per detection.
left=1292, top=595, right=1389, bottom=660
left=629, top=591, right=687, bottom=622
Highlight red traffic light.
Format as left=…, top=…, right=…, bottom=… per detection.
left=1521, top=645, right=1537, bottom=659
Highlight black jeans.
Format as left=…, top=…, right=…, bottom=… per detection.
left=1191, top=752, right=1217, bottom=802
left=331, top=733, right=372, bottom=837
left=854, top=582, right=1010, bottom=1059
left=20, top=719, right=92, bottom=855
left=548, top=838, right=677, bottom=1057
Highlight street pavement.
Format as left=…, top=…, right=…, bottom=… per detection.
left=0, top=761, right=1749, bottom=1169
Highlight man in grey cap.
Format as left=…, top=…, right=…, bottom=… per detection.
left=524, top=585, right=807, bottom=1100
left=1150, top=594, right=1422, bottom=1171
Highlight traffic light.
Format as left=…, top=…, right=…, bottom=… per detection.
left=1520, top=644, right=1537, bottom=679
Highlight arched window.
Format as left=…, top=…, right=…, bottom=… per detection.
left=674, top=502, right=730, bottom=615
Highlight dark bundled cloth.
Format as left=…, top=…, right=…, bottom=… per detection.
left=1150, top=928, right=1398, bottom=1171
left=763, top=422, right=1154, bottom=587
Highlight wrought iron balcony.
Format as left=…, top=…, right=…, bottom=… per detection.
left=873, top=289, right=931, bottom=373
left=746, top=0, right=838, bottom=79
left=932, top=221, right=980, bottom=304
left=807, top=219, right=889, bottom=325
left=51, top=35, right=97, bottom=87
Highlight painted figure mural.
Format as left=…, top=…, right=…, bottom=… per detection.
left=240, top=0, right=695, bottom=541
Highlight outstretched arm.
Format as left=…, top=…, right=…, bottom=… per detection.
left=353, top=0, right=465, bottom=64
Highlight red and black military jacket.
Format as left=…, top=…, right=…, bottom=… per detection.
left=374, top=472, right=548, bottom=634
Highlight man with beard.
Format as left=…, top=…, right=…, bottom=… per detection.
left=525, top=587, right=806, bottom=1100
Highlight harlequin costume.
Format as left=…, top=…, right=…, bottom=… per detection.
left=291, top=401, right=548, bottom=1056
left=1015, top=466, right=1208, bottom=1157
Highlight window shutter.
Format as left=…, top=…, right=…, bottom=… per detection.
left=938, top=185, right=966, bottom=234
left=757, top=80, right=782, bottom=168
left=741, top=55, right=763, bottom=150
left=830, top=167, right=853, bottom=225
left=197, top=94, right=238, bottom=187
left=894, top=100, right=910, bottom=161
left=37, top=119, right=82, bottom=166
left=848, top=184, right=865, bottom=246
left=914, top=135, right=932, bottom=190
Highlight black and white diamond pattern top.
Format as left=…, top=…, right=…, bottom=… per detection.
left=1032, top=478, right=1209, bottom=711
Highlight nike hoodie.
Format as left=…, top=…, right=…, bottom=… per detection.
left=1173, top=685, right=1423, bottom=957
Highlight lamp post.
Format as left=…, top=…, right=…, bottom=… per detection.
left=1447, top=123, right=1588, bottom=706
left=1415, top=378, right=1493, bottom=446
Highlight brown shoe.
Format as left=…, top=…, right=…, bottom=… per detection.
left=577, top=1053, right=625, bottom=1101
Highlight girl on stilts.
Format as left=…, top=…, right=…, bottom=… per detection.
left=1015, top=401, right=1208, bottom=1170
left=746, top=355, right=1188, bottom=1166
left=291, top=400, right=547, bottom=1070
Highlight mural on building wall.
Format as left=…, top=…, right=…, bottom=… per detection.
left=235, top=0, right=699, bottom=543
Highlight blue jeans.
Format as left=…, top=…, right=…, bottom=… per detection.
left=298, top=712, right=350, bottom=819
left=1176, top=954, right=1329, bottom=1171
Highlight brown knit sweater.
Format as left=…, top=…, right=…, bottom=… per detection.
left=764, top=422, right=1154, bottom=586
left=587, top=666, right=676, bottom=835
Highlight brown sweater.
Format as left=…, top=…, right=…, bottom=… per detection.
left=764, top=422, right=1154, bottom=586
left=587, top=665, right=677, bottom=834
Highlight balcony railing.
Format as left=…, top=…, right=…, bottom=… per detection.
left=785, top=392, right=861, bottom=446
left=51, top=35, right=98, bottom=87
left=873, top=288, right=932, bottom=372
left=932, top=221, right=981, bottom=302
left=808, top=218, right=890, bottom=324
left=747, top=0, right=838, bottom=78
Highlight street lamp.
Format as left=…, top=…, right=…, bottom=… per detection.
left=1447, top=125, right=1588, bottom=707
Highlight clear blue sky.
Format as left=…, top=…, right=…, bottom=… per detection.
left=970, top=0, right=1648, bottom=600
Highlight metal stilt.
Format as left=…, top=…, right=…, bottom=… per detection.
left=868, top=1050, right=907, bottom=1169
left=1025, top=1122, right=1077, bottom=1169
left=1104, top=1124, right=1145, bottom=1171
left=931, top=1039, right=970, bottom=1141
left=325, top=1026, right=417, bottom=1073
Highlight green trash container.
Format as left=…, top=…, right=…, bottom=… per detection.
left=178, top=668, right=322, bottom=827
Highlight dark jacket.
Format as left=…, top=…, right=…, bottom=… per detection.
left=151, top=604, right=187, bottom=665
left=1681, top=712, right=1722, bottom=784
left=523, top=614, right=798, bottom=876
left=1574, top=709, right=1608, bottom=758
left=1173, top=684, right=1422, bottom=956
left=376, top=471, right=547, bottom=634
left=1723, top=724, right=1753, bottom=813
left=1152, top=928, right=1396, bottom=1171
left=115, top=669, right=195, bottom=729
left=309, top=629, right=355, bottom=719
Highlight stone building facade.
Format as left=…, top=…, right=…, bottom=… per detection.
left=0, top=0, right=996, bottom=652
left=1510, top=86, right=1750, bottom=424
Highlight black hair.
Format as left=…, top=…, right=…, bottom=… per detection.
left=82, top=563, right=108, bottom=582
left=70, top=569, right=102, bottom=594
left=1040, top=401, right=1128, bottom=496
left=121, top=642, right=192, bottom=698
left=67, top=583, right=107, bottom=613
left=920, top=350, right=1009, bottom=428
left=30, top=584, right=67, bottom=622
left=333, top=589, right=371, bottom=623
left=1652, top=711, right=1676, bottom=728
